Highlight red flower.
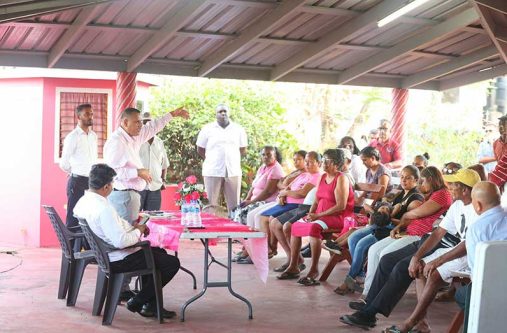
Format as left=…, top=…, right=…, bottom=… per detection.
left=177, top=182, right=183, bottom=190
left=186, top=175, right=197, bottom=185
left=184, top=194, right=192, bottom=203
left=202, top=192, right=208, bottom=199
left=174, top=192, right=181, bottom=200
left=191, top=191, right=200, bottom=200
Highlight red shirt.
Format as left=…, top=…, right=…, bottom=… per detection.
left=489, top=153, right=507, bottom=188
left=406, top=189, right=452, bottom=236
left=493, top=138, right=507, bottom=160
left=369, top=139, right=401, bottom=164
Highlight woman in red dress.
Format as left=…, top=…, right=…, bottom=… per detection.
left=277, top=149, right=355, bottom=285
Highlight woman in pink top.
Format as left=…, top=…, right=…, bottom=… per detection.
left=277, top=149, right=355, bottom=285
left=259, top=151, right=322, bottom=258
left=241, top=146, right=284, bottom=206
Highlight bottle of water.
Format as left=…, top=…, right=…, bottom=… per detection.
left=194, top=201, right=202, bottom=227
left=181, top=203, right=189, bottom=226
left=188, top=200, right=197, bottom=227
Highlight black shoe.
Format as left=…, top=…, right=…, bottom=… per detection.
left=301, top=246, right=311, bottom=258
left=339, top=311, right=376, bottom=330
left=349, top=299, right=367, bottom=311
left=126, top=297, right=144, bottom=313
left=140, top=303, right=176, bottom=319
left=119, top=290, right=137, bottom=303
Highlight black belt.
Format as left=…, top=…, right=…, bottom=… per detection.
left=71, top=174, right=88, bottom=179
left=114, top=188, right=138, bottom=192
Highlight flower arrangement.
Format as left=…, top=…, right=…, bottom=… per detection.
left=174, top=175, right=208, bottom=206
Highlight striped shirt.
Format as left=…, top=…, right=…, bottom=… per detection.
left=406, top=188, right=452, bottom=236
left=489, top=152, right=507, bottom=188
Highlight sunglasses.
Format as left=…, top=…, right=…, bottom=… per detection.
left=442, top=167, right=459, bottom=174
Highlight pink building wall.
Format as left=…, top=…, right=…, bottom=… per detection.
left=0, top=76, right=164, bottom=248
left=0, top=78, right=44, bottom=247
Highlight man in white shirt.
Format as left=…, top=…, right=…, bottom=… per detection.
left=59, top=103, right=98, bottom=229
left=74, top=164, right=180, bottom=319
left=386, top=169, right=481, bottom=333
left=104, top=106, right=187, bottom=301
left=139, top=112, right=170, bottom=211
left=104, top=106, right=188, bottom=224
left=196, top=104, right=247, bottom=211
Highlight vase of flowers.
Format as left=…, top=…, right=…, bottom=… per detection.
left=174, top=175, right=208, bottom=207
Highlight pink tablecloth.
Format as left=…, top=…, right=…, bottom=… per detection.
left=144, top=212, right=269, bottom=283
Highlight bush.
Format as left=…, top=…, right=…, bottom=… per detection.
left=149, top=78, right=298, bottom=195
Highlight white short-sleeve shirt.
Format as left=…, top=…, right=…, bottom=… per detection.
left=439, top=200, right=479, bottom=240
left=196, top=121, right=247, bottom=177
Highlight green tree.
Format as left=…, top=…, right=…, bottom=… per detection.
left=148, top=78, right=298, bottom=195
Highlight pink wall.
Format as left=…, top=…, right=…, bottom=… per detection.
left=0, top=78, right=43, bottom=247
left=40, top=78, right=118, bottom=247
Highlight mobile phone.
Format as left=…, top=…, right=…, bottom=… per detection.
left=139, top=215, right=150, bottom=225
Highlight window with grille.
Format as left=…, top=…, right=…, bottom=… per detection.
left=57, top=90, right=111, bottom=159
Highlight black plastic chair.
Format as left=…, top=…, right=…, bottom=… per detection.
left=77, top=218, right=164, bottom=325
left=42, top=205, right=95, bottom=306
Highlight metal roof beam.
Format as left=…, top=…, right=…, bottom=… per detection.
left=126, top=0, right=207, bottom=73
left=269, top=0, right=407, bottom=81
left=439, top=63, right=507, bottom=90
left=47, top=4, right=104, bottom=68
left=401, top=45, right=498, bottom=88
left=0, top=0, right=109, bottom=23
left=197, top=0, right=306, bottom=77
left=472, top=0, right=507, bottom=63
left=336, top=8, right=479, bottom=85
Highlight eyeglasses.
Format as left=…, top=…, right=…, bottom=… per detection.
left=442, top=167, right=459, bottom=174
left=485, top=130, right=493, bottom=133
left=378, top=127, right=389, bottom=131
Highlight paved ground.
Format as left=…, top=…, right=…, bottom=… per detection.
left=0, top=241, right=460, bottom=332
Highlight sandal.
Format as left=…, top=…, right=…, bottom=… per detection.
left=273, top=263, right=289, bottom=272
left=298, top=276, right=320, bottom=286
left=276, top=271, right=300, bottom=280
left=334, top=283, right=354, bottom=295
left=383, top=326, right=404, bottom=333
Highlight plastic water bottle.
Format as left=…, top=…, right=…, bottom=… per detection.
left=188, top=200, right=197, bottom=227
left=194, top=202, right=202, bottom=227
left=181, top=203, right=189, bottom=226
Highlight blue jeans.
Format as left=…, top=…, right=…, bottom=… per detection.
left=347, top=225, right=377, bottom=278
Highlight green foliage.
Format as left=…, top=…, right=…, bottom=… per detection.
left=407, top=125, right=482, bottom=168
left=149, top=78, right=298, bottom=195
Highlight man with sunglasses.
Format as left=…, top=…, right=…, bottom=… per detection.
left=369, top=119, right=402, bottom=170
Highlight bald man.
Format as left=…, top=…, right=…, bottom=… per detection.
left=454, top=181, right=507, bottom=329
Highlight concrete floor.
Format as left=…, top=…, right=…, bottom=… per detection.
left=0, top=241, right=460, bottom=333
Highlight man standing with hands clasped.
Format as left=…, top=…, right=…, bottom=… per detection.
left=139, top=112, right=170, bottom=211
left=196, top=104, right=247, bottom=212
left=104, top=105, right=188, bottom=301
left=59, top=103, right=98, bottom=232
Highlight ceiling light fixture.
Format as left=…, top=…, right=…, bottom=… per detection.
left=377, top=0, right=432, bottom=28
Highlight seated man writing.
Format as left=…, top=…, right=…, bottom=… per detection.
left=74, top=164, right=180, bottom=319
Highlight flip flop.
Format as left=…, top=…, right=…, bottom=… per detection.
left=383, top=325, right=419, bottom=333
left=334, top=284, right=354, bottom=295
left=298, top=276, right=320, bottom=286
left=276, top=271, right=300, bottom=280
left=236, top=256, right=253, bottom=264
left=273, top=263, right=289, bottom=272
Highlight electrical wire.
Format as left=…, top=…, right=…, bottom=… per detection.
left=0, top=251, right=23, bottom=274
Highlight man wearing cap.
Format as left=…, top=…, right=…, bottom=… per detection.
left=139, top=112, right=170, bottom=211
left=196, top=104, right=248, bottom=211
left=340, top=169, right=481, bottom=332
left=369, top=119, right=402, bottom=169
left=59, top=103, right=98, bottom=231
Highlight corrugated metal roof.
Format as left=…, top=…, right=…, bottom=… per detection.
left=0, top=0, right=505, bottom=90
